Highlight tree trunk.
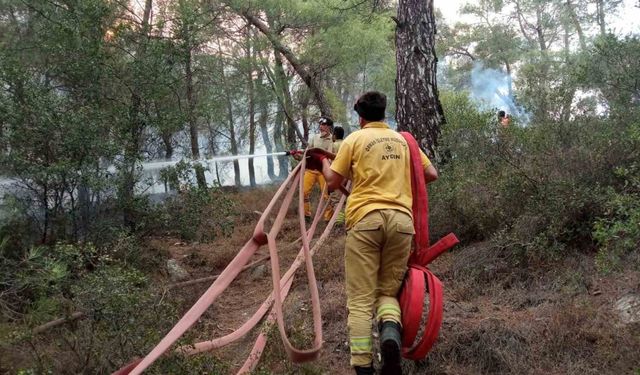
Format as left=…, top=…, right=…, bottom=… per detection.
left=514, top=0, right=536, bottom=46
left=273, top=99, right=289, bottom=177
left=340, top=85, right=352, bottom=133
left=257, top=73, right=277, bottom=181
left=273, top=50, right=302, bottom=149
left=505, top=62, right=514, bottom=98
left=186, top=46, right=206, bottom=189
left=301, top=94, right=310, bottom=144
left=0, top=123, right=4, bottom=156
left=77, top=180, right=90, bottom=240
left=535, top=6, right=548, bottom=53
left=215, top=162, right=222, bottom=186
left=361, top=57, right=368, bottom=92
left=246, top=27, right=256, bottom=187
left=121, top=0, right=153, bottom=230
left=161, top=130, right=174, bottom=159
left=216, top=41, right=241, bottom=186
left=258, top=106, right=276, bottom=181
left=155, top=102, right=174, bottom=159
left=395, top=0, right=444, bottom=159
left=596, top=0, right=606, bottom=36
left=205, top=122, right=222, bottom=187
left=566, top=0, right=587, bottom=50
left=561, top=24, right=575, bottom=122
left=228, top=111, right=241, bottom=187
left=41, top=186, right=49, bottom=243
left=224, top=84, right=241, bottom=187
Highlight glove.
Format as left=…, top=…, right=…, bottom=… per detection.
left=305, top=148, right=330, bottom=171
left=285, top=149, right=303, bottom=156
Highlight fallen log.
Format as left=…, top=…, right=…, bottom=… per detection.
left=167, top=254, right=270, bottom=290
left=32, top=311, right=86, bottom=335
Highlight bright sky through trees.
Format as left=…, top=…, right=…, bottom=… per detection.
left=437, top=0, right=640, bottom=34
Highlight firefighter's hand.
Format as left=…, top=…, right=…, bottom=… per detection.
left=285, top=149, right=302, bottom=156
left=286, top=149, right=303, bottom=160
left=305, top=148, right=331, bottom=170
left=308, top=148, right=335, bottom=160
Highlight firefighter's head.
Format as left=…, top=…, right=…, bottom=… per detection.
left=333, top=126, right=344, bottom=141
left=354, top=91, right=386, bottom=127
left=500, top=114, right=511, bottom=128
left=318, top=116, right=334, bottom=136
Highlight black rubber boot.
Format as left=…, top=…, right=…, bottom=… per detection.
left=354, top=365, right=374, bottom=375
left=380, top=321, right=402, bottom=375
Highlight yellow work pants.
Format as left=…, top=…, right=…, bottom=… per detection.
left=345, top=209, right=414, bottom=367
left=302, top=170, right=333, bottom=221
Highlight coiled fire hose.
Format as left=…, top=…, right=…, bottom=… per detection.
left=399, top=132, right=459, bottom=359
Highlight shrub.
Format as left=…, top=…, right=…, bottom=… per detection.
left=158, top=186, right=235, bottom=241
left=7, top=263, right=188, bottom=374
left=591, top=118, right=640, bottom=273
left=433, top=91, right=638, bottom=263
left=593, top=181, right=640, bottom=273
left=1, top=241, right=101, bottom=322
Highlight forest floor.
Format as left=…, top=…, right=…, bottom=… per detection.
left=3, top=186, right=638, bottom=374
left=150, top=187, right=640, bottom=375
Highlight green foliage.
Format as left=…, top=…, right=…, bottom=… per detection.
left=593, top=169, right=640, bottom=273
left=433, top=90, right=638, bottom=264
left=159, top=186, right=236, bottom=241
left=16, top=369, right=53, bottom=375
left=48, top=264, right=181, bottom=374
left=302, top=14, right=394, bottom=84
left=0, top=228, right=158, bottom=323
left=1, top=242, right=99, bottom=322
left=158, top=160, right=204, bottom=192
left=250, top=323, right=325, bottom=375
left=0, top=228, right=208, bottom=373
left=0, top=0, right=120, bottom=243
left=325, top=89, right=349, bottom=125
left=574, top=35, right=640, bottom=117
left=151, top=354, right=229, bottom=374
left=103, top=230, right=149, bottom=267
left=593, top=195, right=640, bottom=273
left=432, top=91, right=512, bottom=240
left=72, top=265, right=148, bottom=322
left=590, top=113, right=640, bottom=273
left=0, top=195, right=38, bottom=259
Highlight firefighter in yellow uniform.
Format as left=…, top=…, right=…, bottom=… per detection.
left=303, top=116, right=335, bottom=222
left=332, top=125, right=345, bottom=152
left=309, top=92, right=438, bottom=375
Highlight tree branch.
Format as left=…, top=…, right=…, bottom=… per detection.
left=221, top=5, right=332, bottom=116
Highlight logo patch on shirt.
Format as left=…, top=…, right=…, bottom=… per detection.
left=382, top=143, right=400, bottom=160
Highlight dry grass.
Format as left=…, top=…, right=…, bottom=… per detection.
left=203, top=190, right=640, bottom=375
left=416, top=243, right=640, bottom=375
left=164, top=185, right=351, bottom=374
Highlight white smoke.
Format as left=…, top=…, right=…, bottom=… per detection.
left=469, top=62, right=530, bottom=123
